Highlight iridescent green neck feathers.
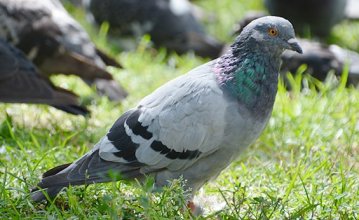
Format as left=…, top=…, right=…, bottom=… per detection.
left=214, top=48, right=280, bottom=118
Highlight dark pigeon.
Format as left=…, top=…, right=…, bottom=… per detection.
left=264, top=0, right=347, bottom=38
left=86, top=0, right=224, bottom=58
left=0, top=0, right=127, bottom=101
left=281, top=39, right=359, bottom=86
left=0, top=38, right=89, bottom=116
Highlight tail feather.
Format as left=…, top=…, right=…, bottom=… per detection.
left=91, top=79, right=128, bottom=102
left=51, top=104, right=89, bottom=116
left=39, top=51, right=113, bottom=80
left=95, top=47, right=123, bottom=68
left=0, top=73, right=89, bottom=116
left=50, top=87, right=90, bottom=115
left=31, top=186, right=64, bottom=202
left=42, top=163, right=72, bottom=178
left=40, top=50, right=129, bottom=102
left=31, top=149, right=142, bottom=202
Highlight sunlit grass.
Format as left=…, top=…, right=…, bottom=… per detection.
left=1, top=0, right=359, bottom=219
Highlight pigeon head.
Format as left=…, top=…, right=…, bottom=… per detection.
left=216, top=16, right=301, bottom=118
left=233, top=16, right=302, bottom=56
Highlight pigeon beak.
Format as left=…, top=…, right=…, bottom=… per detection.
left=287, top=38, right=303, bottom=54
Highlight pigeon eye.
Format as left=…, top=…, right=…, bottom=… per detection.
left=268, top=28, right=278, bottom=37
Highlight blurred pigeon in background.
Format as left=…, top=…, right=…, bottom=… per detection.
left=31, top=17, right=302, bottom=211
left=85, top=0, right=224, bottom=58
left=280, top=39, right=359, bottom=86
left=264, top=0, right=347, bottom=38
left=0, top=38, right=89, bottom=116
left=0, top=0, right=127, bottom=101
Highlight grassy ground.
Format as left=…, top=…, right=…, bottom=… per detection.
left=1, top=0, right=359, bottom=219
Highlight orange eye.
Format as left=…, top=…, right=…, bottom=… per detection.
left=268, top=28, right=278, bottom=37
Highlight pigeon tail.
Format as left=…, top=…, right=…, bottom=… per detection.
left=39, top=50, right=128, bottom=101
left=47, top=87, right=89, bottom=116
left=51, top=104, right=89, bottom=116
left=31, top=186, right=65, bottom=202
left=92, top=79, right=128, bottom=102
left=95, top=47, right=123, bottom=68
left=0, top=77, right=89, bottom=116
left=39, top=51, right=113, bottom=80
left=31, top=149, right=142, bottom=202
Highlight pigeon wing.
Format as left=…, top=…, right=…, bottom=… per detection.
left=98, top=62, right=228, bottom=172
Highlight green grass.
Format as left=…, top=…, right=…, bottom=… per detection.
left=1, top=0, right=359, bottom=219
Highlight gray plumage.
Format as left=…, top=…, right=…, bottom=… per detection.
left=85, top=0, right=224, bottom=58
left=31, top=16, right=302, bottom=202
left=0, top=0, right=127, bottom=101
left=0, top=38, right=88, bottom=116
left=264, top=0, right=347, bottom=38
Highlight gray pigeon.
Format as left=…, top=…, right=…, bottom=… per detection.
left=31, top=17, right=302, bottom=210
left=85, top=0, right=224, bottom=58
left=264, top=0, right=347, bottom=38
left=0, top=0, right=127, bottom=101
left=0, top=38, right=89, bottom=116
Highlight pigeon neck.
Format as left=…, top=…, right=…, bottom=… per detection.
left=214, top=45, right=281, bottom=118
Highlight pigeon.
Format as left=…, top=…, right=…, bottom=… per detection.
left=280, top=39, right=359, bottom=86
left=233, top=15, right=359, bottom=86
left=0, top=38, right=89, bottom=116
left=85, top=0, right=224, bottom=58
left=264, top=0, right=347, bottom=38
left=31, top=17, right=302, bottom=209
left=0, top=0, right=127, bottom=101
